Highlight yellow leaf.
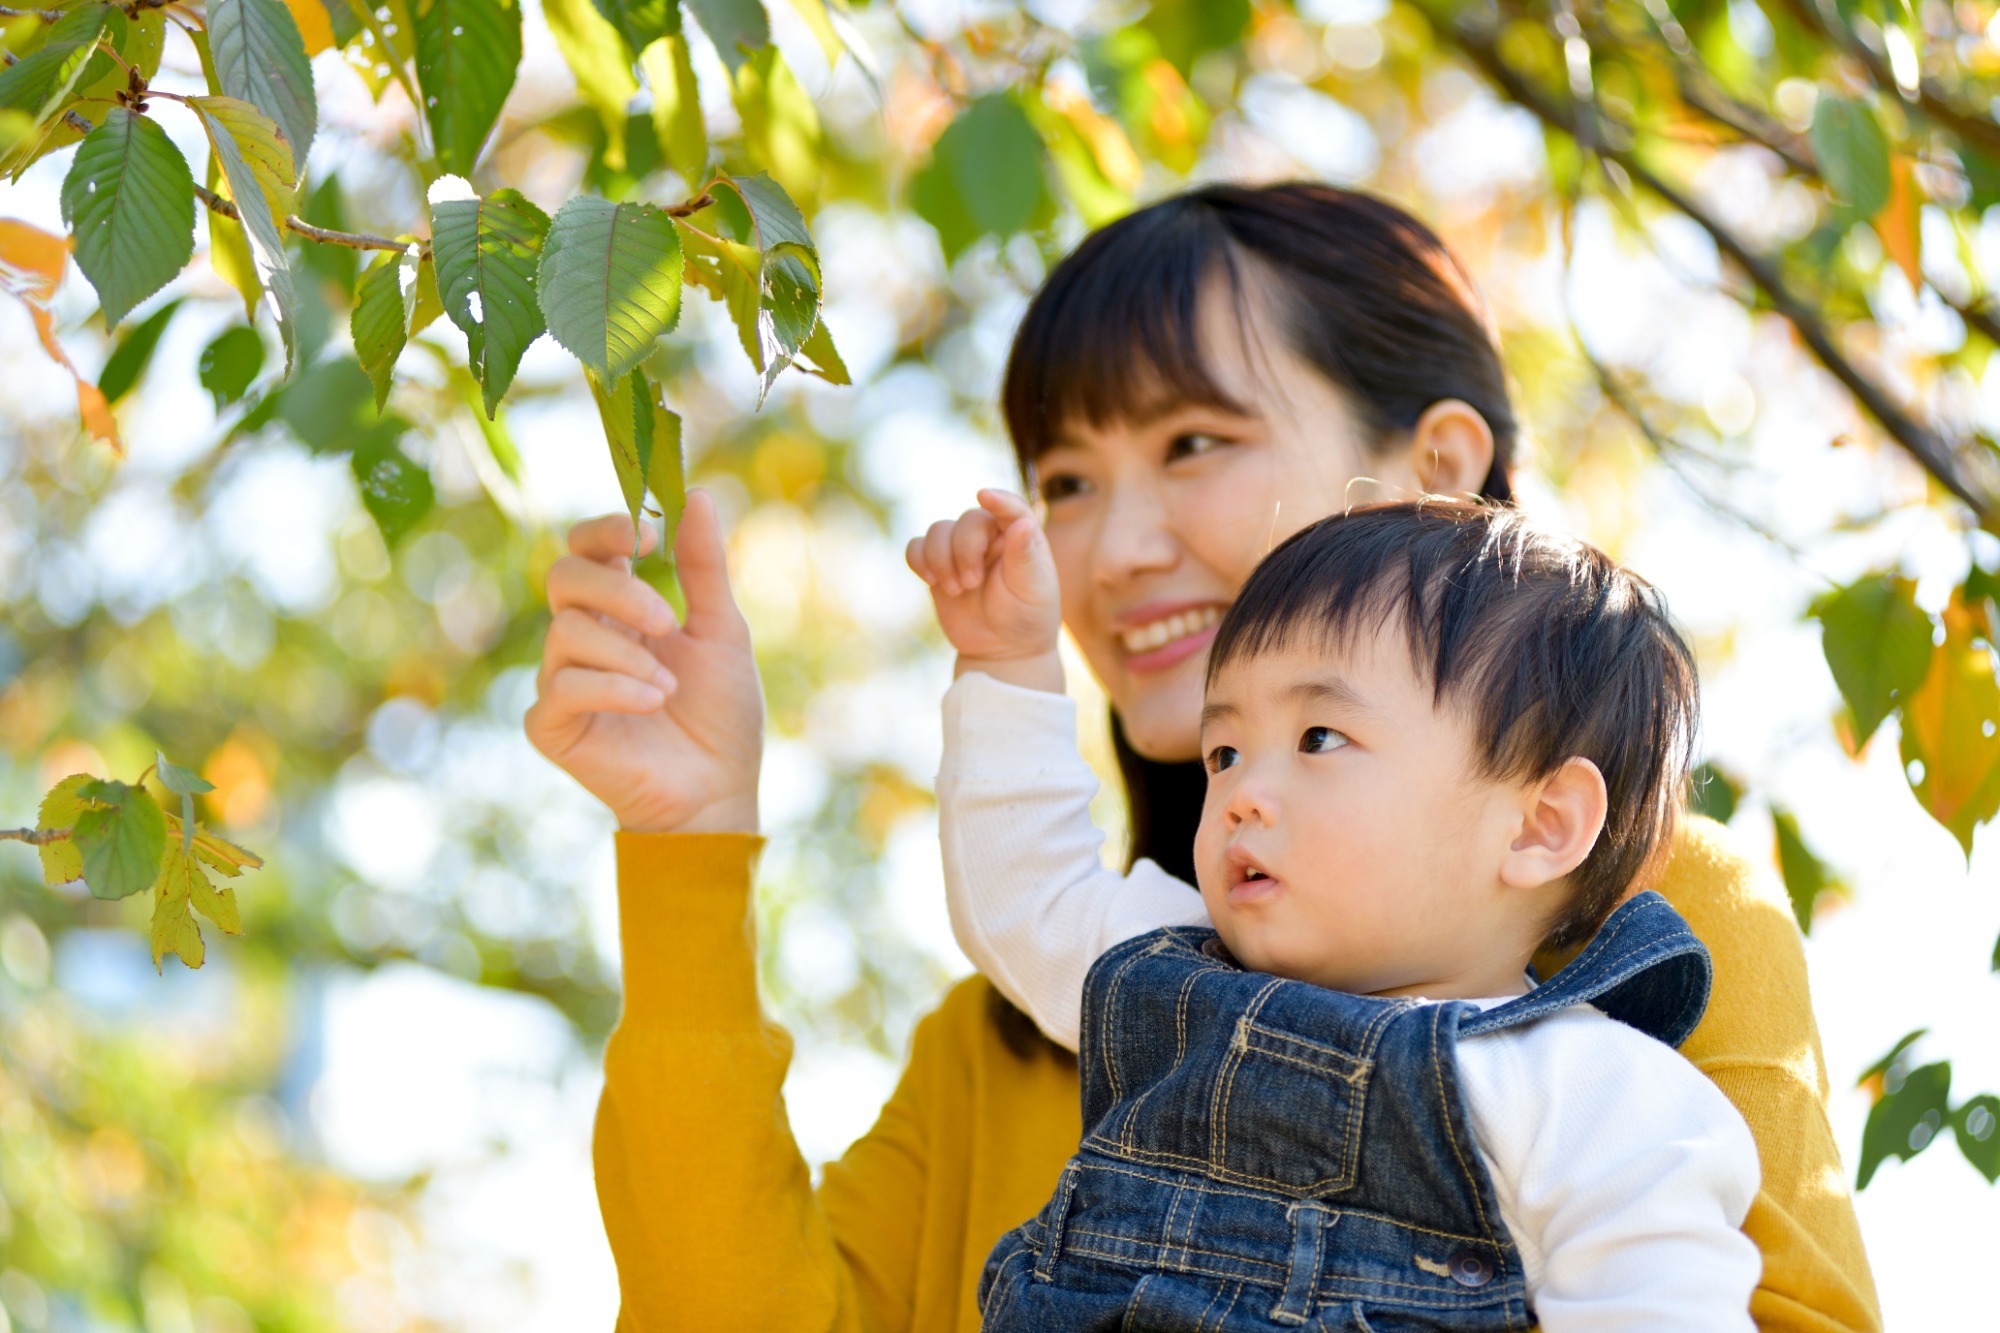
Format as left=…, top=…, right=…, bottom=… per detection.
left=207, top=155, right=262, bottom=319
left=187, top=854, right=242, bottom=934
left=1900, top=593, right=2000, bottom=856
left=1873, top=155, right=1922, bottom=291
left=149, top=849, right=207, bottom=970
left=191, top=95, right=298, bottom=226
left=285, top=0, right=335, bottom=55
left=163, top=810, right=265, bottom=877
left=35, top=772, right=93, bottom=885
left=1045, top=83, right=1141, bottom=193
left=785, top=0, right=841, bottom=66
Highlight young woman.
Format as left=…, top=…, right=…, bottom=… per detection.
left=525, top=184, right=1881, bottom=1332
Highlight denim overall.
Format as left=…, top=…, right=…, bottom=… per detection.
left=978, top=890, right=1712, bottom=1332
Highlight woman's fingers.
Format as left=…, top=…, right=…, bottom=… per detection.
left=675, top=489, right=749, bottom=642
left=544, top=609, right=678, bottom=694
left=537, top=666, right=668, bottom=720
left=567, top=513, right=661, bottom=564
left=547, top=553, right=679, bottom=638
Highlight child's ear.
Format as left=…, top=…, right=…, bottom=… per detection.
left=1499, top=757, right=1608, bottom=890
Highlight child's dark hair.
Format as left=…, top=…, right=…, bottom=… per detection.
left=1208, top=500, right=1699, bottom=950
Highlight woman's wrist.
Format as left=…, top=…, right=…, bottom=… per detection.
left=954, top=649, right=1065, bottom=694
left=619, top=793, right=761, bottom=837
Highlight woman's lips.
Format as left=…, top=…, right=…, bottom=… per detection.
left=1117, top=604, right=1224, bottom=675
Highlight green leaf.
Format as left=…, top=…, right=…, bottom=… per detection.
left=71, top=779, right=168, bottom=902
left=427, top=179, right=550, bottom=415
left=280, top=357, right=405, bottom=454
left=1955, top=1094, right=2000, bottom=1183
left=591, top=0, right=676, bottom=58
left=22, top=8, right=162, bottom=170
left=650, top=397, right=685, bottom=559
left=155, top=749, right=214, bottom=854
left=352, top=244, right=421, bottom=411
left=684, top=0, right=766, bottom=74
left=639, top=33, right=704, bottom=178
left=209, top=0, right=318, bottom=182
left=1139, top=0, right=1248, bottom=75
left=797, top=313, right=848, bottom=385
left=1809, top=574, right=1934, bottom=748
left=538, top=195, right=683, bottom=380
left=59, top=109, right=196, bottom=329
left=35, top=773, right=94, bottom=886
left=911, top=94, right=1051, bottom=259
left=1770, top=807, right=1842, bottom=935
left=1858, top=1058, right=1951, bottom=1188
left=191, top=94, right=299, bottom=373
left=351, top=436, right=435, bottom=546
left=149, top=846, right=206, bottom=970
left=199, top=325, right=267, bottom=409
left=1810, top=94, right=1892, bottom=219
left=1688, top=761, right=1740, bottom=825
left=413, top=0, right=522, bottom=176
left=0, top=5, right=123, bottom=155
left=542, top=0, right=637, bottom=170
left=97, top=298, right=183, bottom=404
left=697, top=171, right=819, bottom=402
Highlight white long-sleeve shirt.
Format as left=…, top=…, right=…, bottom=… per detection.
left=936, top=671, right=1762, bottom=1331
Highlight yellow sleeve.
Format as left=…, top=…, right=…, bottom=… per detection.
left=595, top=832, right=882, bottom=1333
left=1659, top=819, right=1883, bottom=1333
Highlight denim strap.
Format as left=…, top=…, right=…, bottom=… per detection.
left=1268, top=1201, right=1335, bottom=1324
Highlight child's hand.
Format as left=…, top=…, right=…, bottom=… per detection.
left=907, top=489, right=1064, bottom=693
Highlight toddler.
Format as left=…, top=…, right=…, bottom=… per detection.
left=909, top=494, right=1760, bottom=1331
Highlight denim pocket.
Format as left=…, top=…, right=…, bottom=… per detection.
left=1212, top=1018, right=1370, bottom=1196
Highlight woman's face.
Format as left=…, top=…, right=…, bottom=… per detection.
left=1034, top=281, right=1426, bottom=763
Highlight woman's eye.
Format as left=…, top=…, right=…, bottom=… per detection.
left=1205, top=745, right=1239, bottom=773
left=1166, top=432, right=1227, bottom=462
left=1300, top=727, right=1347, bottom=753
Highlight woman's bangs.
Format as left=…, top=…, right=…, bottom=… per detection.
left=1001, top=202, right=1249, bottom=469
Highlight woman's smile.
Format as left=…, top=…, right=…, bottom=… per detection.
left=1114, top=601, right=1228, bottom=672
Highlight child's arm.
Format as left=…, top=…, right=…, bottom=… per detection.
left=1460, top=1007, right=1763, bottom=1331
left=912, top=492, right=1211, bottom=1051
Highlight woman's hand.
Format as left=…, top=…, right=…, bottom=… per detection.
left=526, top=489, right=764, bottom=834
left=906, top=488, right=1064, bottom=694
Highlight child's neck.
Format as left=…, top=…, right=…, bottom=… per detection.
left=1365, top=948, right=1539, bottom=1002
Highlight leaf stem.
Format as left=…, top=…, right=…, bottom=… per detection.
left=0, top=828, right=69, bottom=845
left=193, top=182, right=424, bottom=255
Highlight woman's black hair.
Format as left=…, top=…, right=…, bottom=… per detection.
left=988, top=183, right=1522, bottom=1058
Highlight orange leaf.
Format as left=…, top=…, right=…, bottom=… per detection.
left=1873, top=155, right=1922, bottom=291
left=283, top=0, right=334, bottom=56
left=0, top=217, right=124, bottom=454
left=1900, top=593, right=2000, bottom=856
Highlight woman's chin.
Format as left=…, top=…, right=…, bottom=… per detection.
left=1112, top=677, right=1206, bottom=764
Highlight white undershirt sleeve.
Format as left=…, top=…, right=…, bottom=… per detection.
left=936, top=671, right=1211, bottom=1052
left=1457, top=1008, right=1763, bottom=1331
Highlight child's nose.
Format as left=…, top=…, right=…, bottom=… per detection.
left=1223, top=768, right=1278, bottom=828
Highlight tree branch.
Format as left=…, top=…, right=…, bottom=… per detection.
left=1768, top=0, right=2000, bottom=164
left=0, top=828, right=67, bottom=845
left=0, top=4, right=66, bottom=19
left=1437, top=11, right=1993, bottom=523
left=194, top=182, right=421, bottom=255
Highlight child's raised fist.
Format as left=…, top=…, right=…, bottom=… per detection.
left=906, top=490, right=1063, bottom=687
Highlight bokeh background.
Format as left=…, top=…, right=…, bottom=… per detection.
left=4, top=0, right=1998, bottom=1326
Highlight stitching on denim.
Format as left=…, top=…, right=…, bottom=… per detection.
left=1211, top=978, right=1284, bottom=1176
left=1119, top=1275, right=1157, bottom=1333
left=1080, top=1135, right=1360, bottom=1198
left=1098, top=941, right=1154, bottom=1112
left=1057, top=1230, right=1519, bottom=1306
left=1034, top=1162, right=1081, bottom=1282
left=1428, top=1006, right=1498, bottom=1244
left=1204, top=1278, right=1243, bottom=1333
left=1411, top=1255, right=1452, bottom=1279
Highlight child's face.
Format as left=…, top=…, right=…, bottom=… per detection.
left=1192, top=626, right=1539, bottom=999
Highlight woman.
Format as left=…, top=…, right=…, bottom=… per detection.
left=526, top=185, right=1880, bottom=1331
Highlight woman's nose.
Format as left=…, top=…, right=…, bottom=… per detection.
left=1091, top=477, right=1179, bottom=589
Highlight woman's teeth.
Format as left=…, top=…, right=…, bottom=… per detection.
left=1120, top=606, right=1221, bottom=654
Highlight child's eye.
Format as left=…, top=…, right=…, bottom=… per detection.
left=1038, top=472, right=1089, bottom=504
left=1205, top=745, right=1239, bottom=773
left=1300, top=727, right=1347, bottom=753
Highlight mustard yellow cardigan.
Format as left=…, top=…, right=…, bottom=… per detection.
left=594, top=819, right=1881, bottom=1331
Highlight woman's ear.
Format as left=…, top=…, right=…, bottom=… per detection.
left=1499, top=757, right=1608, bottom=891
left=1402, top=400, right=1495, bottom=498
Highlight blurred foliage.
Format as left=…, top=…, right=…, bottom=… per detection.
left=7, top=0, right=2000, bottom=1321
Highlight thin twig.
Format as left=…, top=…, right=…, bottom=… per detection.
left=1437, top=9, right=1993, bottom=524
left=0, top=3, right=66, bottom=19
left=664, top=191, right=713, bottom=217
left=194, top=182, right=421, bottom=255
left=0, top=828, right=67, bottom=846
